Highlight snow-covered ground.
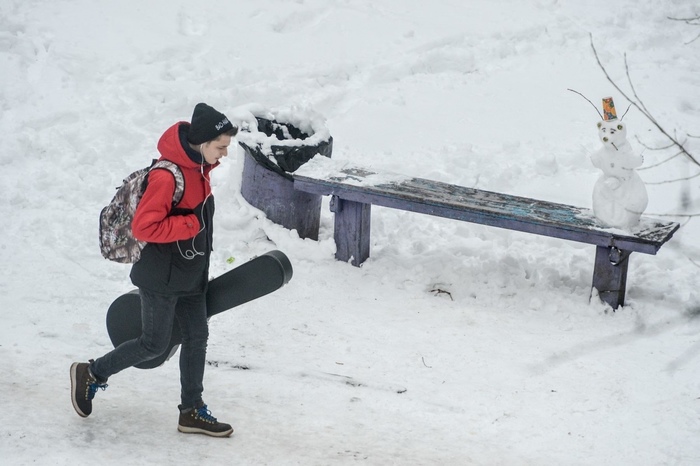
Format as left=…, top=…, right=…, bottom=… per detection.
left=1, top=0, right=699, bottom=464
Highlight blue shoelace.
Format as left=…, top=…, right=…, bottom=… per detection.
left=87, top=381, right=108, bottom=400
left=195, top=405, right=218, bottom=423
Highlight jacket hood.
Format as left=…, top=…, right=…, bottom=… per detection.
left=157, top=122, right=204, bottom=170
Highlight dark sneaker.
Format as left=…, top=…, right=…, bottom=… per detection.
left=70, top=361, right=107, bottom=418
left=178, top=404, right=233, bottom=437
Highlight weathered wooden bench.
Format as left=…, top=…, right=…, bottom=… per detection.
left=292, top=159, right=679, bottom=309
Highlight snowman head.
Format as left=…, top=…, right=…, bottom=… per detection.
left=597, top=119, right=627, bottom=150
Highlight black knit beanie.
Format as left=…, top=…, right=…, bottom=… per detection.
left=187, top=103, right=235, bottom=145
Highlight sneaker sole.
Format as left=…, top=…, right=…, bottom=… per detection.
left=177, top=425, right=234, bottom=437
left=69, top=363, right=89, bottom=418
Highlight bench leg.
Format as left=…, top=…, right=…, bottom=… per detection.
left=330, top=196, right=371, bottom=266
left=591, top=246, right=631, bottom=310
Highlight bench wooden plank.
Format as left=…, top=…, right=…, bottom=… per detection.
left=294, top=165, right=678, bottom=255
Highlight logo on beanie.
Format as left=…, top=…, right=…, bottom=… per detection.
left=188, top=103, right=233, bottom=145
left=215, top=118, right=230, bottom=131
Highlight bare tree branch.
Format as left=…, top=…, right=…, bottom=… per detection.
left=623, top=54, right=655, bottom=123
left=636, top=150, right=684, bottom=170
left=689, top=256, right=700, bottom=268
left=643, top=211, right=700, bottom=219
left=644, top=170, right=700, bottom=185
left=668, top=15, right=700, bottom=23
left=668, top=15, right=700, bottom=44
left=589, top=34, right=700, bottom=167
left=634, top=136, right=677, bottom=151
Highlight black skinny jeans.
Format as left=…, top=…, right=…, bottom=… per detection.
left=91, top=288, right=209, bottom=409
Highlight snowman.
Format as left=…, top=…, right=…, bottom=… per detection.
left=590, top=97, right=648, bottom=229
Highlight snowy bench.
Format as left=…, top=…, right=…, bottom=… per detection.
left=292, top=159, right=680, bottom=309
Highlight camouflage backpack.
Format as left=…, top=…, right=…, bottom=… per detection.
left=99, top=160, right=185, bottom=263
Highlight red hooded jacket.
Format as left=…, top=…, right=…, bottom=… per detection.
left=130, top=122, right=218, bottom=295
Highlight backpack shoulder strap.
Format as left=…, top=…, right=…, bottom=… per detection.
left=150, top=160, right=185, bottom=206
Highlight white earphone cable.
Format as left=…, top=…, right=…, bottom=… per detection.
left=177, top=156, right=210, bottom=260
